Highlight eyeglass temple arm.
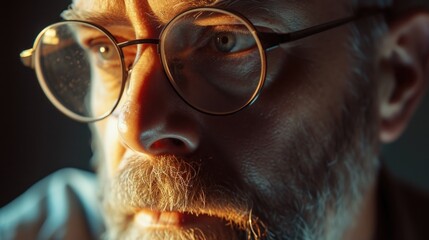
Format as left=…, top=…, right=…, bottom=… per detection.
left=18, top=38, right=160, bottom=69
left=20, top=48, right=34, bottom=69
left=259, top=7, right=388, bottom=51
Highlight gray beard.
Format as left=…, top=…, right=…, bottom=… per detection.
left=260, top=131, right=380, bottom=240
left=96, top=96, right=380, bottom=240
left=257, top=46, right=380, bottom=240
left=253, top=22, right=383, bottom=240
left=94, top=21, right=382, bottom=240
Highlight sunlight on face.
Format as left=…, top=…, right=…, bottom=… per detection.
left=66, top=0, right=384, bottom=239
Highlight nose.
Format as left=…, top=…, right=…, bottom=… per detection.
left=118, top=46, right=200, bottom=156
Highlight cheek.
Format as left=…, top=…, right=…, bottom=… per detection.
left=93, top=118, right=126, bottom=177
left=217, top=37, right=352, bottom=198
left=203, top=101, right=295, bottom=190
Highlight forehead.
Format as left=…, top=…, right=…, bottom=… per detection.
left=146, top=0, right=293, bottom=23
left=68, top=0, right=345, bottom=32
left=69, top=0, right=308, bottom=19
left=148, top=0, right=217, bottom=21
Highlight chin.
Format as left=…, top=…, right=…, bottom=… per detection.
left=102, top=210, right=245, bottom=240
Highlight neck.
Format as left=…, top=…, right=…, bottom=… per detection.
left=341, top=180, right=378, bottom=240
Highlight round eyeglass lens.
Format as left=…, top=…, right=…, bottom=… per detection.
left=34, top=21, right=124, bottom=121
left=161, top=8, right=265, bottom=115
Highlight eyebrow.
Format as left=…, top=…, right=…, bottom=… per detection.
left=211, top=0, right=277, bottom=14
left=61, top=0, right=279, bottom=28
left=150, top=0, right=279, bottom=24
left=61, top=7, right=131, bottom=26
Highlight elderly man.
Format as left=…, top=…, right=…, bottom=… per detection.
left=1, top=0, right=429, bottom=239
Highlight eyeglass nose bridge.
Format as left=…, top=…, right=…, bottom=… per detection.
left=118, top=39, right=160, bottom=52
left=118, top=38, right=160, bottom=45
left=117, top=38, right=162, bottom=94
left=118, top=38, right=161, bottom=74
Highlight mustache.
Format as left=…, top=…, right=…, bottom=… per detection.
left=101, top=154, right=267, bottom=238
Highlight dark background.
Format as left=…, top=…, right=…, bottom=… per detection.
left=0, top=1, right=93, bottom=207
left=1, top=1, right=428, bottom=208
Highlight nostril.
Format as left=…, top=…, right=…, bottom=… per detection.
left=137, top=123, right=200, bottom=155
left=152, top=138, right=184, bottom=148
left=170, top=138, right=185, bottom=147
left=149, top=137, right=189, bottom=154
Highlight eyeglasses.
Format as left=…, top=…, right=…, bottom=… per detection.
left=20, top=7, right=385, bottom=122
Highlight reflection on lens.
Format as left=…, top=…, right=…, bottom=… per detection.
left=34, top=9, right=266, bottom=120
left=34, top=21, right=124, bottom=121
left=161, top=8, right=265, bottom=115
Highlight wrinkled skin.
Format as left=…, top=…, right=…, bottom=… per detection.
left=63, top=0, right=398, bottom=239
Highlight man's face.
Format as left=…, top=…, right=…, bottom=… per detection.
left=69, top=0, right=383, bottom=239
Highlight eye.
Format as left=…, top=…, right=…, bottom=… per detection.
left=214, top=32, right=237, bottom=53
left=96, top=44, right=116, bottom=61
left=208, top=28, right=256, bottom=55
left=90, top=41, right=118, bottom=67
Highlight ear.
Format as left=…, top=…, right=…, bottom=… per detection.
left=378, top=12, right=429, bottom=143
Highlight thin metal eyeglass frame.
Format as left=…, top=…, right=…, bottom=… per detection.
left=20, top=7, right=387, bottom=122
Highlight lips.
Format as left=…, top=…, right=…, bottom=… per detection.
left=128, top=209, right=249, bottom=240
left=134, top=209, right=182, bottom=228
left=134, top=209, right=230, bottom=229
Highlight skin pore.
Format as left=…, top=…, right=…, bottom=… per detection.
left=63, top=0, right=400, bottom=239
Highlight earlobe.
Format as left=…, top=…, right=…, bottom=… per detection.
left=378, top=13, right=429, bottom=143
